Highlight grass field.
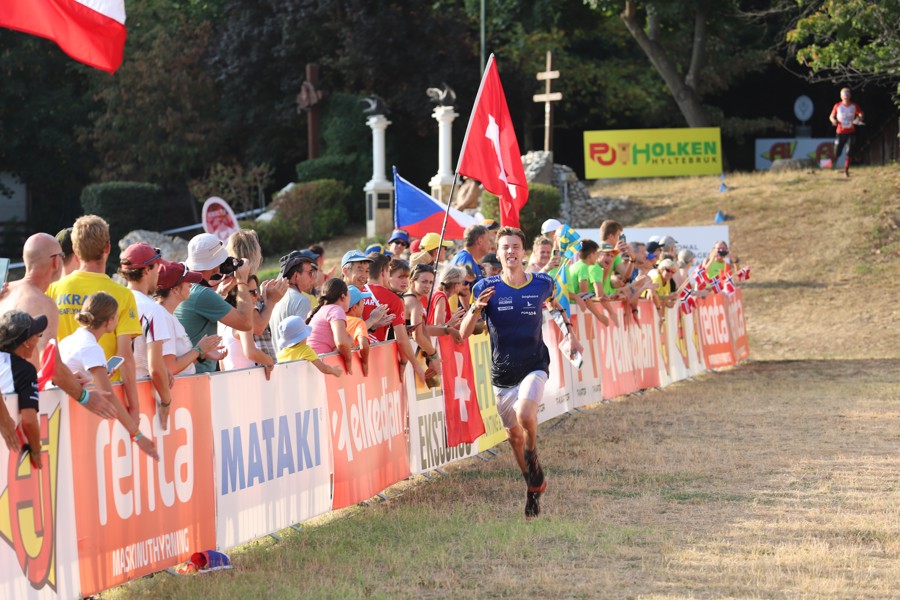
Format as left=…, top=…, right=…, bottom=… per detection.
left=110, top=166, right=900, bottom=599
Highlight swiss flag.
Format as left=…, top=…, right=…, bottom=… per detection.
left=0, top=0, right=127, bottom=73
left=437, top=335, right=485, bottom=446
left=457, top=55, right=528, bottom=228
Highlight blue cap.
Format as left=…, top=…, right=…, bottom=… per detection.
left=388, top=229, right=410, bottom=245
left=279, top=316, right=312, bottom=348
left=347, top=285, right=374, bottom=308
left=341, top=250, right=374, bottom=268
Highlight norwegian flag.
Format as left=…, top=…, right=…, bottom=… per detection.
left=737, top=266, right=751, bottom=282
left=723, top=276, right=736, bottom=295
left=692, top=265, right=711, bottom=291
left=679, top=290, right=697, bottom=315
left=708, top=277, right=723, bottom=294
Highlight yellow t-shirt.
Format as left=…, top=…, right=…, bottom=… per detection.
left=277, top=342, right=319, bottom=363
left=46, top=271, right=142, bottom=380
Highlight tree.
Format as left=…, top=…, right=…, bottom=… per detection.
left=787, top=0, right=900, bottom=104
left=584, top=0, right=776, bottom=128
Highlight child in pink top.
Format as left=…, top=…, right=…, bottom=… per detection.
left=306, top=278, right=353, bottom=374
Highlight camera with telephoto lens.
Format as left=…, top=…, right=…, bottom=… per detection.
left=717, top=248, right=729, bottom=257
left=218, top=256, right=245, bottom=276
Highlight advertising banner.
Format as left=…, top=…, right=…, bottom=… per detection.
left=0, top=389, right=80, bottom=600
left=437, top=336, right=484, bottom=446
left=406, top=374, right=477, bottom=475
left=70, top=378, right=216, bottom=597
left=575, top=226, right=729, bottom=267
left=571, top=309, right=603, bottom=408
left=584, top=128, right=723, bottom=179
left=324, top=345, right=410, bottom=509
left=695, top=294, right=736, bottom=368
left=211, top=364, right=331, bottom=551
left=726, top=289, right=750, bottom=362
left=538, top=311, right=573, bottom=424
left=599, top=301, right=661, bottom=399
left=754, top=138, right=841, bottom=170
left=467, top=332, right=508, bottom=453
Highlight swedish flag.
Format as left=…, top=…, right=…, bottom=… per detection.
left=557, top=225, right=582, bottom=260
left=552, top=262, right=571, bottom=318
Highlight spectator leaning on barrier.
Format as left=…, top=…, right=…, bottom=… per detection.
left=55, top=227, right=79, bottom=276
left=387, top=229, right=411, bottom=259
left=345, top=285, right=372, bottom=376
left=599, top=220, right=633, bottom=279
left=228, top=229, right=287, bottom=361
left=0, top=311, right=48, bottom=465
left=645, top=258, right=679, bottom=312
left=219, top=274, right=275, bottom=377
left=451, top=224, right=490, bottom=280
left=276, top=316, right=341, bottom=377
left=675, top=249, right=696, bottom=288
left=47, top=215, right=143, bottom=420
left=429, top=265, right=466, bottom=331
left=362, top=252, right=428, bottom=382
left=57, top=293, right=158, bottom=459
left=387, top=259, right=410, bottom=297
left=175, top=233, right=253, bottom=373
left=118, top=243, right=175, bottom=423
left=306, top=278, right=354, bottom=374
left=270, top=249, right=319, bottom=351
left=0, top=233, right=117, bottom=420
left=154, top=260, right=224, bottom=378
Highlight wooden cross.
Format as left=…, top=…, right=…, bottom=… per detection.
left=297, top=63, right=325, bottom=159
left=533, top=51, right=562, bottom=154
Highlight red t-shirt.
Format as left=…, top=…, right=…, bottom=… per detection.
left=831, top=101, right=862, bottom=134
left=427, top=290, right=450, bottom=326
left=361, top=284, right=405, bottom=342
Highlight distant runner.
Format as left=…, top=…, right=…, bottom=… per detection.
left=461, top=226, right=580, bottom=518
left=829, top=87, right=864, bottom=177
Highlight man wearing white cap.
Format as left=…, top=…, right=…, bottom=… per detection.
left=175, top=233, right=254, bottom=373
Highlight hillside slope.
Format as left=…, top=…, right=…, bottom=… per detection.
left=591, top=165, right=900, bottom=360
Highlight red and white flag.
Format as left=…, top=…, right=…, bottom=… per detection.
left=679, top=289, right=696, bottom=315
left=737, top=266, right=751, bottom=282
left=457, top=55, right=528, bottom=228
left=723, top=275, right=736, bottom=296
left=438, top=335, right=485, bottom=446
left=0, top=0, right=127, bottom=73
left=692, top=265, right=711, bottom=291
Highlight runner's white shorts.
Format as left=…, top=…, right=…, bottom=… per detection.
left=492, top=370, right=548, bottom=429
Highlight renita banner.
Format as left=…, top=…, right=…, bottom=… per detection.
left=583, top=128, right=723, bottom=179
left=324, top=344, right=410, bottom=509
left=69, top=378, right=216, bottom=596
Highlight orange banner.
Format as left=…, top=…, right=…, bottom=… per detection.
left=70, top=377, right=216, bottom=596
left=695, top=294, right=737, bottom=368
left=599, top=300, right=661, bottom=399
left=324, top=345, right=410, bottom=509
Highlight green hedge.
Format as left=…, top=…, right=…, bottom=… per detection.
left=80, top=182, right=165, bottom=259
left=481, top=183, right=561, bottom=244
left=253, top=179, right=349, bottom=256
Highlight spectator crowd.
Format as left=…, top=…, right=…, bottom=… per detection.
left=0, top=213, right=744, bottom=465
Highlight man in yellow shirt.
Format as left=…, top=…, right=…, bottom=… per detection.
left=46, top=215, right=142, bottom=419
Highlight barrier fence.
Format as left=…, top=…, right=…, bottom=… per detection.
left=0, top=290, right=748, bottom=599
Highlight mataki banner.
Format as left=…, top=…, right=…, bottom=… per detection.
left=583, top=128, right=723, bottom=179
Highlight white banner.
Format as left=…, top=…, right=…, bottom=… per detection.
left=211, top=364, right=331, bottom=550
left=570, top=307, right=603, bottom=408
left=577, top=226, right=730, bottom=266
left=0, top=389, right=81, bottom=600
left=754, top=137, right=842, bottom=170
left=538, top=311, right=574, bottom=423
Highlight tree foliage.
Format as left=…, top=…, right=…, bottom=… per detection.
left=788, top=0, right=900, bottom=103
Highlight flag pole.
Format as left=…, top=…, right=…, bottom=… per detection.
left=424, top=172, right=461, bottom=321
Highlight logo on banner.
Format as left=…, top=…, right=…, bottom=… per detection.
left=330, top=377, right=403, bottom=463
left=0, top=409, right=60, bottom=591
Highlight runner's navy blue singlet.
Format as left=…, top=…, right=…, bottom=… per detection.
left=473, top=273, right=555, bottom=388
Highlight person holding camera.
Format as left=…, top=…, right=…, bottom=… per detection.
left=175, top=233, right=254, bottom=373
left=703, top=241, right=736, bottom=282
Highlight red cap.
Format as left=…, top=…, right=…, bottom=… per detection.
left=409, top=239, right=422, bottom=253
left=156, top=259, right=202, bottom=290
left=120, top=243, right=162, bottom=268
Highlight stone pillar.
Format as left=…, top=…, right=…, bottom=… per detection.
left=364, top=114, right=394, bottom=239
left=429, top=105, right=458, bottom=203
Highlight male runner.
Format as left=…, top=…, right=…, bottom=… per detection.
left=829, top=87, right=864, bottom=177
left=461, top=226, right=580, bottom=518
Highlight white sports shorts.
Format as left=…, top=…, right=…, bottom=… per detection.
left=492, top=370, right=548, bottom=429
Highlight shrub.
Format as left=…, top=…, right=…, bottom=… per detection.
left=189, top=162, right=274, bottom=214
left=480, top=183, right=561, bottom=243
left=255, top=179, right=349, bottom=256
left=80, top=182, right=165, bottom=258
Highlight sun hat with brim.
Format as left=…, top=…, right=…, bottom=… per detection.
left=280, top=249, right=319, bottom=278
left=0, top=311, right=48, bottom=352
left=540, top=218, right=562, bottom=235
left=659, top=235, right=678, bottom=247
left=342, top=250, right=374, bottom=268
left=120, top=243, right=162, bottom=268
left=347, top=285, right=374, bottom=308
left=657, top=258, right=677, bottom=272
left=388, top=229, right=410, bottom=245
left=157, top=260, right=203, bottom=291
left=279, top=315, right=313, bottom=348
left=599, top=242, right=619, bottom=255
left=186, top=233, right=229, bottom=271
left=420, top=232, right=453, bottom=252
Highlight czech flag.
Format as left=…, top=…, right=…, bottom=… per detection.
left=0, top=0, right=127, bottom=73
left=393, top=167, right=477, bottom=240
